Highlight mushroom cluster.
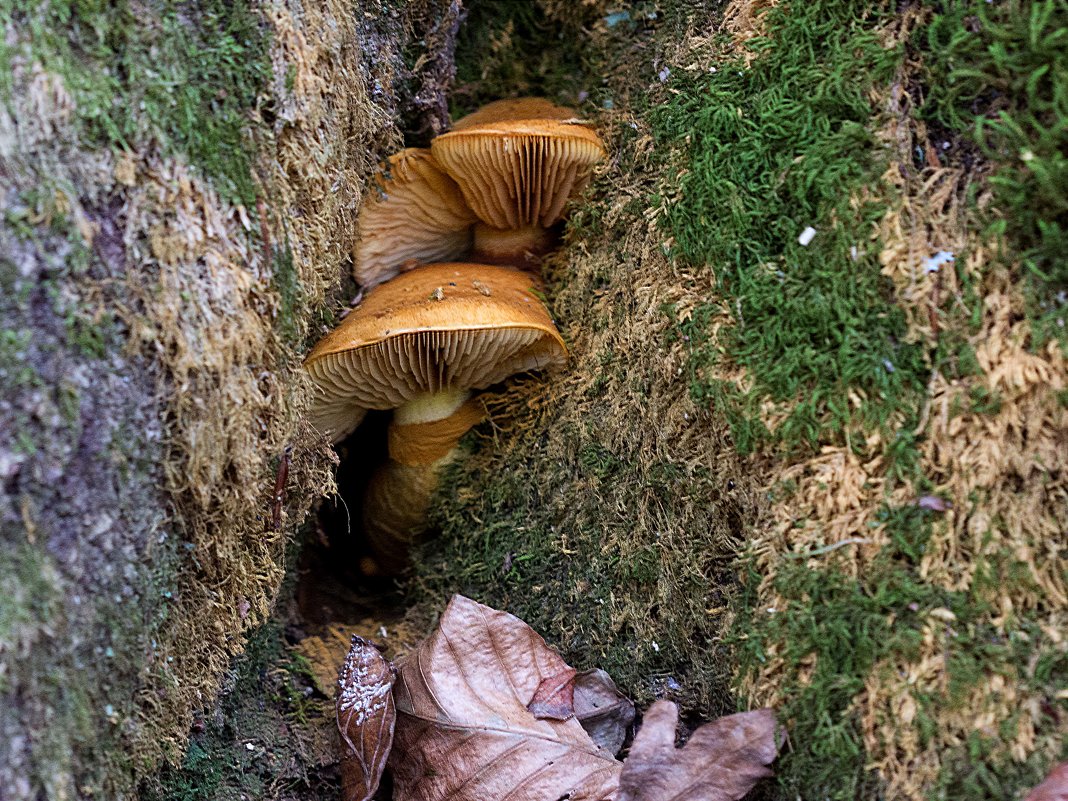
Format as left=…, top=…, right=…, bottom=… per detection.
left=305, top=98, right=606, bottom=573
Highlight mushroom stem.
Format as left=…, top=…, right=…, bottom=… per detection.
left=362, top=391, right=485, bottom=573
left=393, top=387, right=470, bottom=426
left=471, top=222, right=556, bottom=270
left=362, top=456, right=453, bottom=574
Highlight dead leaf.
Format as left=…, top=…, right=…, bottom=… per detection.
left=295, top=625, right=358, bottom=696
left=618, top=700, right=779, bottom=801
left=336, top=636, right=396, bottom=801
left=1025, top=762, right=1068, bottom=801
left=916, top=494, right=952, bottom=512
left=528, top=666, right=579, bottom=720
left=575, top=669, right=636, bottom=756
left=389, top=595, right=621, bottom=801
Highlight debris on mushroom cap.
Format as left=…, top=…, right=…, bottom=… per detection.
left=431, top=110, right=606, bottom=231
left=353, top=148, right=478, bottom=290
left=450, top=97, right=580, bottom=131
left=304, top=262, right=568, bottom=414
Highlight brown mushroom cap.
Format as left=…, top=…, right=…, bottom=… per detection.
left=450, top=97, right=578, bottom=131
left=305, top=263, right=567, bottom=423
left=353, top=148, right=477, bottom=289
left=430, top=109, right=606, bottom=230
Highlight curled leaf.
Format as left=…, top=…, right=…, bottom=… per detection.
left=618, top=700, right=779, bottom=801
left=528, top=666, right=579, bottom=720
left=574, top=669, right=635, bottom=756
left=337, top=636, right=396, bottom=801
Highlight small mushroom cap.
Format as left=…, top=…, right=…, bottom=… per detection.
left=353, top=148, right=478, bottom=289
left=450, top=97, right=578, bottom=131
left=305, top=263, right=567, bottom=417
left=430, top=102, right=606, bottom=230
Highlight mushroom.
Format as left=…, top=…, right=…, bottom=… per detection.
left=304, top=262, right=567, bottom=572
left=353, top=148, right=478, bottom=290
left=430, top=98, right=606, bottom=268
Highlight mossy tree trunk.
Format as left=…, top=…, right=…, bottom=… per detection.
left=0, top=1, right=460, bottom=798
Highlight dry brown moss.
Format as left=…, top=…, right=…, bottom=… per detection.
left=731, top=8, right=1068, bottom=798
left=136, top=0, right=467, bottom=768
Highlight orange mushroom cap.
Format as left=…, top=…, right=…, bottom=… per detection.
left=305, top=263, right=567, bottom=439
left=430, top=99, right=606, bottom=231
left=353, top=149, right=477, bottom=290
left=450, top=97, right=579, bottom=131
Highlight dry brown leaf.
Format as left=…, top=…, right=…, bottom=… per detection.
left=389, top=595, right=622, bottom=801
left=336, top=636, right=396, bottom=801
left=528, top=666, right=579, bottom=720
left=1025, top=762, right=1068, bottom=801
left=618, top=700, right=779, bottom=801
left=575, top=668, right=636, bottom=756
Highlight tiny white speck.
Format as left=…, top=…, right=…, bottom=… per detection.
left=798, top=226, right=817, bottom=247
left=651, top=641, right=660, bottom=653
left=923, top=251, right=954, bottom=273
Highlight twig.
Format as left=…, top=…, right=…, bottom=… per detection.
left=783, top=537, right=872, bottom=559
left=271, top=445, right=293, bottom=532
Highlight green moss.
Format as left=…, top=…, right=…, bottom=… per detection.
left=145, top=621, right=291, bottom=801
left=271, top=242, right=304, bottom=349
left=450, top=0, right=596, bottom=117
left=2, top=0, right=270, bottom=204
left=416, top=413, right=744, bottom=716
left=653, top=0, right=928, bottom=455
left=0, top=329, right=38, bottom=389
left=934, top=730, right=1066, bottom=801
left=921, top=0, right=1068, bottom=345
left=0, top=544, right=61, bottom=694
left=734, top=503, right=1066, bottom=800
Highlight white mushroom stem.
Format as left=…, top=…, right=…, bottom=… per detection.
left=471, top=222, right=556, bottom=269
left=393, top=387, right=470, bottom=427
